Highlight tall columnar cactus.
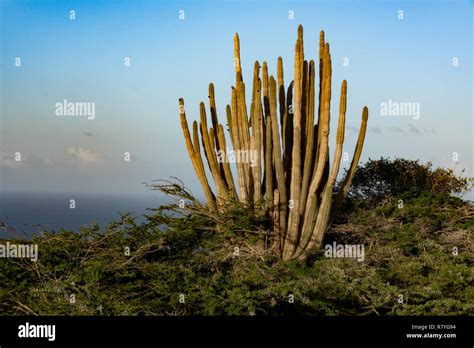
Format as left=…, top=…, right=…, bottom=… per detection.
left=179, top=25, right=368, bottom=261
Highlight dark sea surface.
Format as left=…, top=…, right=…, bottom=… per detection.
left=0, top=191, right=163, bottom=239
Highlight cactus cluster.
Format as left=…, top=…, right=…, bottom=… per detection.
left=179, top=25, right=368, bottom=261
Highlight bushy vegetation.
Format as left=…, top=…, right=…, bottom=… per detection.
left=342, top=157, right=472, bottom=202
left=0, top=161, right=473, bottom=316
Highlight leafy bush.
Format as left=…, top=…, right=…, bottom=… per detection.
left=341, top=157, right=471, bottom=202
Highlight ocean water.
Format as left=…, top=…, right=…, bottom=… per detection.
left=0, top=191, right=162, bottom=238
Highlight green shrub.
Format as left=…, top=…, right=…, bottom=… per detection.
left=340, top=157, right=471, bottom=202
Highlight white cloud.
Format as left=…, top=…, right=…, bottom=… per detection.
left=0, top=152, right=32, bottom=168
left=0, top=152, right=54, bottom=168
left=67, top=146, right=100, bottom=163
left=0, top=154, right=21, bottom=168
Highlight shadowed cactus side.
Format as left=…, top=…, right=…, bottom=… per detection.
left=179, top=25, right=368, bottom=261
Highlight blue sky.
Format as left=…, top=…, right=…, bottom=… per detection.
left=0, top=0, right=472, bottom=198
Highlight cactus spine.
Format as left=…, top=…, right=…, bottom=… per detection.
left=179, top=25, right=368, bottom=261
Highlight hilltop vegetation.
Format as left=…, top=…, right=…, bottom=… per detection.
left=0, top=158, right=472, bottom=315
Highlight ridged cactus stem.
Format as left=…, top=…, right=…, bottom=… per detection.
left=314, top=31, right=325, bottom=167
left=297, top=184, right=333, bottom=260
left=210, top=83, right=235, bottom=195
left=330, top=106, right=368, bottom=222
left=269, top=76, right=287, bottom=255
left=230, top=87, right=248, bottom=203
left=283, top=81, right=294, bottom=191
left=217, top=124, right=238, bottom=199
left=328, top=80, right=347, bottom=184
left=299, top=42, right=332, bottom=253
left=277, top=57, right=286, bottom=131
left=272, top=189, right=281, bottom=253
left=208, top=83, right=221, bottom=152
left=284, top=25, right=304, bottom=260
left=226, top=104, right=233, bottom=140
left=299, top=60, right=316, bottom=216
left=262, top=62, right=270, bottom=118
left=236, top=81, right=252, bottom=201
left=300, top=60, right=308, bottom=163
left=234, top=33, right=242, bottom=82
left=251, top=64, right=263, bottom=207
left=293, top=80, right=347, bottom=260
left=199, top=103, right=229, bottom=201
left=265, top=114, right=273, bottom=209
left=179, top=98, right=217, bottom=210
